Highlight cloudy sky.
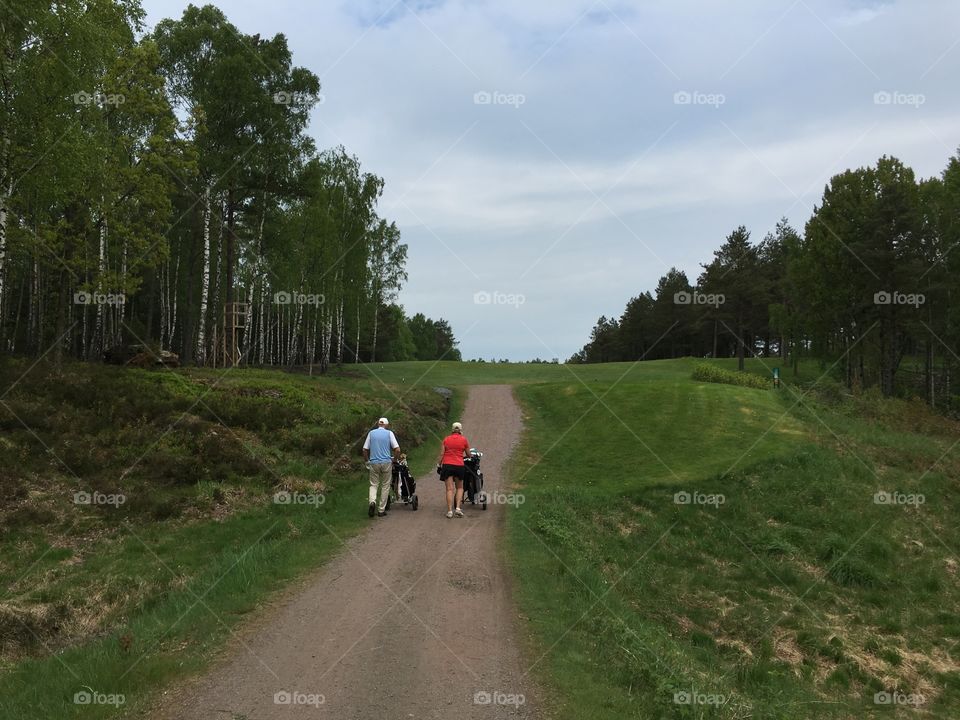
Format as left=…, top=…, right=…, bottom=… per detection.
left=142, top=0, right=960, bottom=361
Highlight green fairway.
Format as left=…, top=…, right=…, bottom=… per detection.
left=500, top=360, right=960, bottom=719
left=512, top=374, right=806, bottom=489
left=340, top=355, right=828, bottom=392
left=340, top=357, right=699, bottom=388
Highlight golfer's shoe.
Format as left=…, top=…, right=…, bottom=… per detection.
left=446, top=511, right=454, bottom=518
left=378, top=510, right=387, bottom=517
left=368, top=502, right=376, bottom=518
left=454, top=508, right=464, bottom=518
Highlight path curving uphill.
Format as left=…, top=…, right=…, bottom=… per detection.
left=151, top=384, right=540, bottom=719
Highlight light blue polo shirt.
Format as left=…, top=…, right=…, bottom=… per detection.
left=364, top=426, right=399, bottom=464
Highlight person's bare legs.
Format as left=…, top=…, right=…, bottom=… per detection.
left=454, top=479, right=464, bottom=512
left=444, top=477, right=455, bottom=513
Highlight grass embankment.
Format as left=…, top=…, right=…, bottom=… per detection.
left=0, top=358, right=448, bottom=719
left=503, top=361, right=960, bottom=719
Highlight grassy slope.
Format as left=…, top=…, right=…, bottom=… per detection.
left=503, top=362, right=960, bottom=719
left=5, top=355, right=958, bottom=718
left=0, top=359, right=448, bottom=719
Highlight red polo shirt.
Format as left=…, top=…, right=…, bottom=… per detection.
left=441, top=433, right=471, bottom=466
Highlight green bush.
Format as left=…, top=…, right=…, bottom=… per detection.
left=691, top=363, right=770, bottom=390
left=806, top=377, right=847, bottom=405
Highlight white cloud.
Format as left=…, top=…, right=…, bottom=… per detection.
left=835, top=7, right=887, bottom=27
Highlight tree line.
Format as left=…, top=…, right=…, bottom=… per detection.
left=0, top=2, right=458, bottom=369
left=571, top=152, right=960, bottom=410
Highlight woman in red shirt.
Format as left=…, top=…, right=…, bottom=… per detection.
left=437, top=422, right=471, bottom=518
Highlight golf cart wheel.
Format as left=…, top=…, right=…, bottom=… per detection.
left=479, top=492, right=487, bottom=510
left=412, top=495, right=419, bottom=511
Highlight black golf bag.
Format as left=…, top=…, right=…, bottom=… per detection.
left=462, top=449, right=486, bottom=509
left=392, top=461, right=416, bottom=500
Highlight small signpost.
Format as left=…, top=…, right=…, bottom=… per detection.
left=773, top=367, right=781, bottom=388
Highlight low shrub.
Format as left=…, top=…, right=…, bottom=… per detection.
left=692, top=363, right=770, bottom=390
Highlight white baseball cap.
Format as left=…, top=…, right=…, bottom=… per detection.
left=378, top=417, right=389, bottom=425
left=452, top=422, right=462, bottom=431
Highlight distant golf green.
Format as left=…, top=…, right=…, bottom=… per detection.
left=343, top=357, right=695, bottom=387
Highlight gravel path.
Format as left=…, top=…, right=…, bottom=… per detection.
left=151, top=384, right=540, bottom=719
